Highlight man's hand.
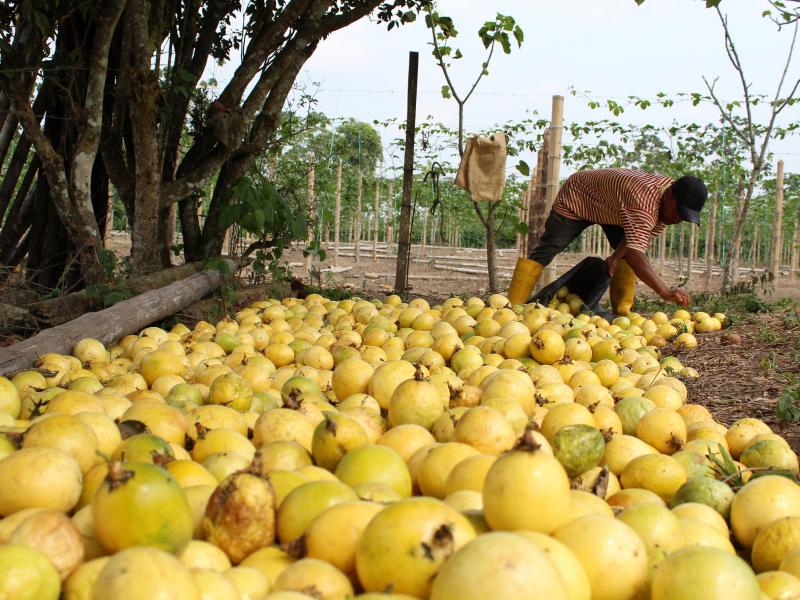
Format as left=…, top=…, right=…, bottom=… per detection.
left=661, top=288, right=690, bottom=307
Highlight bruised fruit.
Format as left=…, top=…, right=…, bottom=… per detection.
left=203, top=460, right=277, bottom=564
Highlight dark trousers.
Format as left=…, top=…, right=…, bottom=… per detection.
left=528, top=212, right=625, bottom=266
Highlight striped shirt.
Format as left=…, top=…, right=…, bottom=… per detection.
left=553, top=169, right=673, bottom=253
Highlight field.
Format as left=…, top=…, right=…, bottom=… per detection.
left=96, top=232, right=800, bottom=456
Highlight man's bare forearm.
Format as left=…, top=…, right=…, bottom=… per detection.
left=625, top=248, right=670, bottom=297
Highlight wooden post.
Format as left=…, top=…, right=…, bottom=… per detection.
left=686, top=223, right=695, bottom=285
left=541, top=96, right=564, bottom=285
left=580, top=227, right=587, bottom=256
left=678, top=223, right=685, bottom=278
left=373, top=178, right=380, bottom=261
left=705, top=193, right=717, bottom=290
left=333, top=159, right=342, bottom=265
left=771, top=159, right=785, bottom=284
left=659, top=231, right=666, bottom=277
left=304, top=151, right=316, bottom=276
left=526, top=132, right=550, bottom=255
left=394, top=51, right=418, bottom=293
left=791, top=219, right=799, bottom=280
left=421, top=212, right=428, bottom=255
left=669, top=227, right=675, bottom=261
left=355, top=169, right=362, bottom=264
left=752, top=226, right=759, bottom=269
left=386, top=179, right=394, bottom=249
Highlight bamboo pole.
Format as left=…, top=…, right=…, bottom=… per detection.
left=770, top=159, right=785, bottom=283
left=541, top=96, right=564, bottom=286
left=678, top=224, right=685, bottom=277
left=304, top=151, right=316, bottom=276
left=355, top=169, right=362, bottom=264
left=659, top=231, right=666, bottom=278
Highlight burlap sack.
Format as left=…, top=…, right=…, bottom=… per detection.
left=455, top=131, right=507, bottom=201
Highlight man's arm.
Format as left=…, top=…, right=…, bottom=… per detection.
left=625, top=248, right=690, bottom=306
left=606, top=239, right=627, bottom=277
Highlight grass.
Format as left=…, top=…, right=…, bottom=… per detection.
left=633, top=290, right=797, bottom=324
left=777, top=382, right=800, bottom=423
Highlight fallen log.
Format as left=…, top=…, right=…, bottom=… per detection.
left=0, top=260, right=236, bottom=376
left=25, top=261, right=208, bottom=327
left=0, top=303, right=37, bottom=334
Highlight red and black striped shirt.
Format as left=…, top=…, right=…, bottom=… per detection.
left=553, top=168, right=672, bottom=253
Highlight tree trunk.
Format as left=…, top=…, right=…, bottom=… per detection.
left=304, top=150, right=316, bottom=276
left=334, top=159, right=342, bottom=265
left=770, top=159, right=784, bottom=286
left=127, top=0, right=163, bottom=274
left=486, top=203, right=498, bottom=293
left=0, top=158, right=38, bottom=265
left=723, top=180, right=748, bottom=289
left=26, top=261, right=210, bottom=327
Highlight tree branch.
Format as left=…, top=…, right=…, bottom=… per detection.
left=218, top=0, right=314, bottom=108
left=463, top=40, right=495, bottom=104
left=702, top=75, right=750, bottom=148
left=318, top=0, right=384, bottom=36
left=715, top=7, right=756, bottom=153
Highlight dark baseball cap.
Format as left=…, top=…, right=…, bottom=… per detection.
left=671, top=176, right=708, bottom=225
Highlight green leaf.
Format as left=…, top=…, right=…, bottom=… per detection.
left=513, top=26, right=524, bottom=47
left=516, top=160, right=530, bottom=177
left=441, top=85, right=452, bottom=99
left=514, top=221, right=529, bottom=235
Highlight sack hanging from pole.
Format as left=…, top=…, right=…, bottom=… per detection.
left=455, top=132, right=507, bottom=202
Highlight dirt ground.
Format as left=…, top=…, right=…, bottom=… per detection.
left=282, top=241, right=800, bottom=303
left=666, top=310, right=800, bottom=452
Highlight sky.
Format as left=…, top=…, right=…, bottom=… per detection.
left=206, top=0, right=800, bottom=177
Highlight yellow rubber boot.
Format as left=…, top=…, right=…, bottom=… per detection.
left=610, top=259, right=637, bottom=315
left=507, top=258, right=544, bottom=305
